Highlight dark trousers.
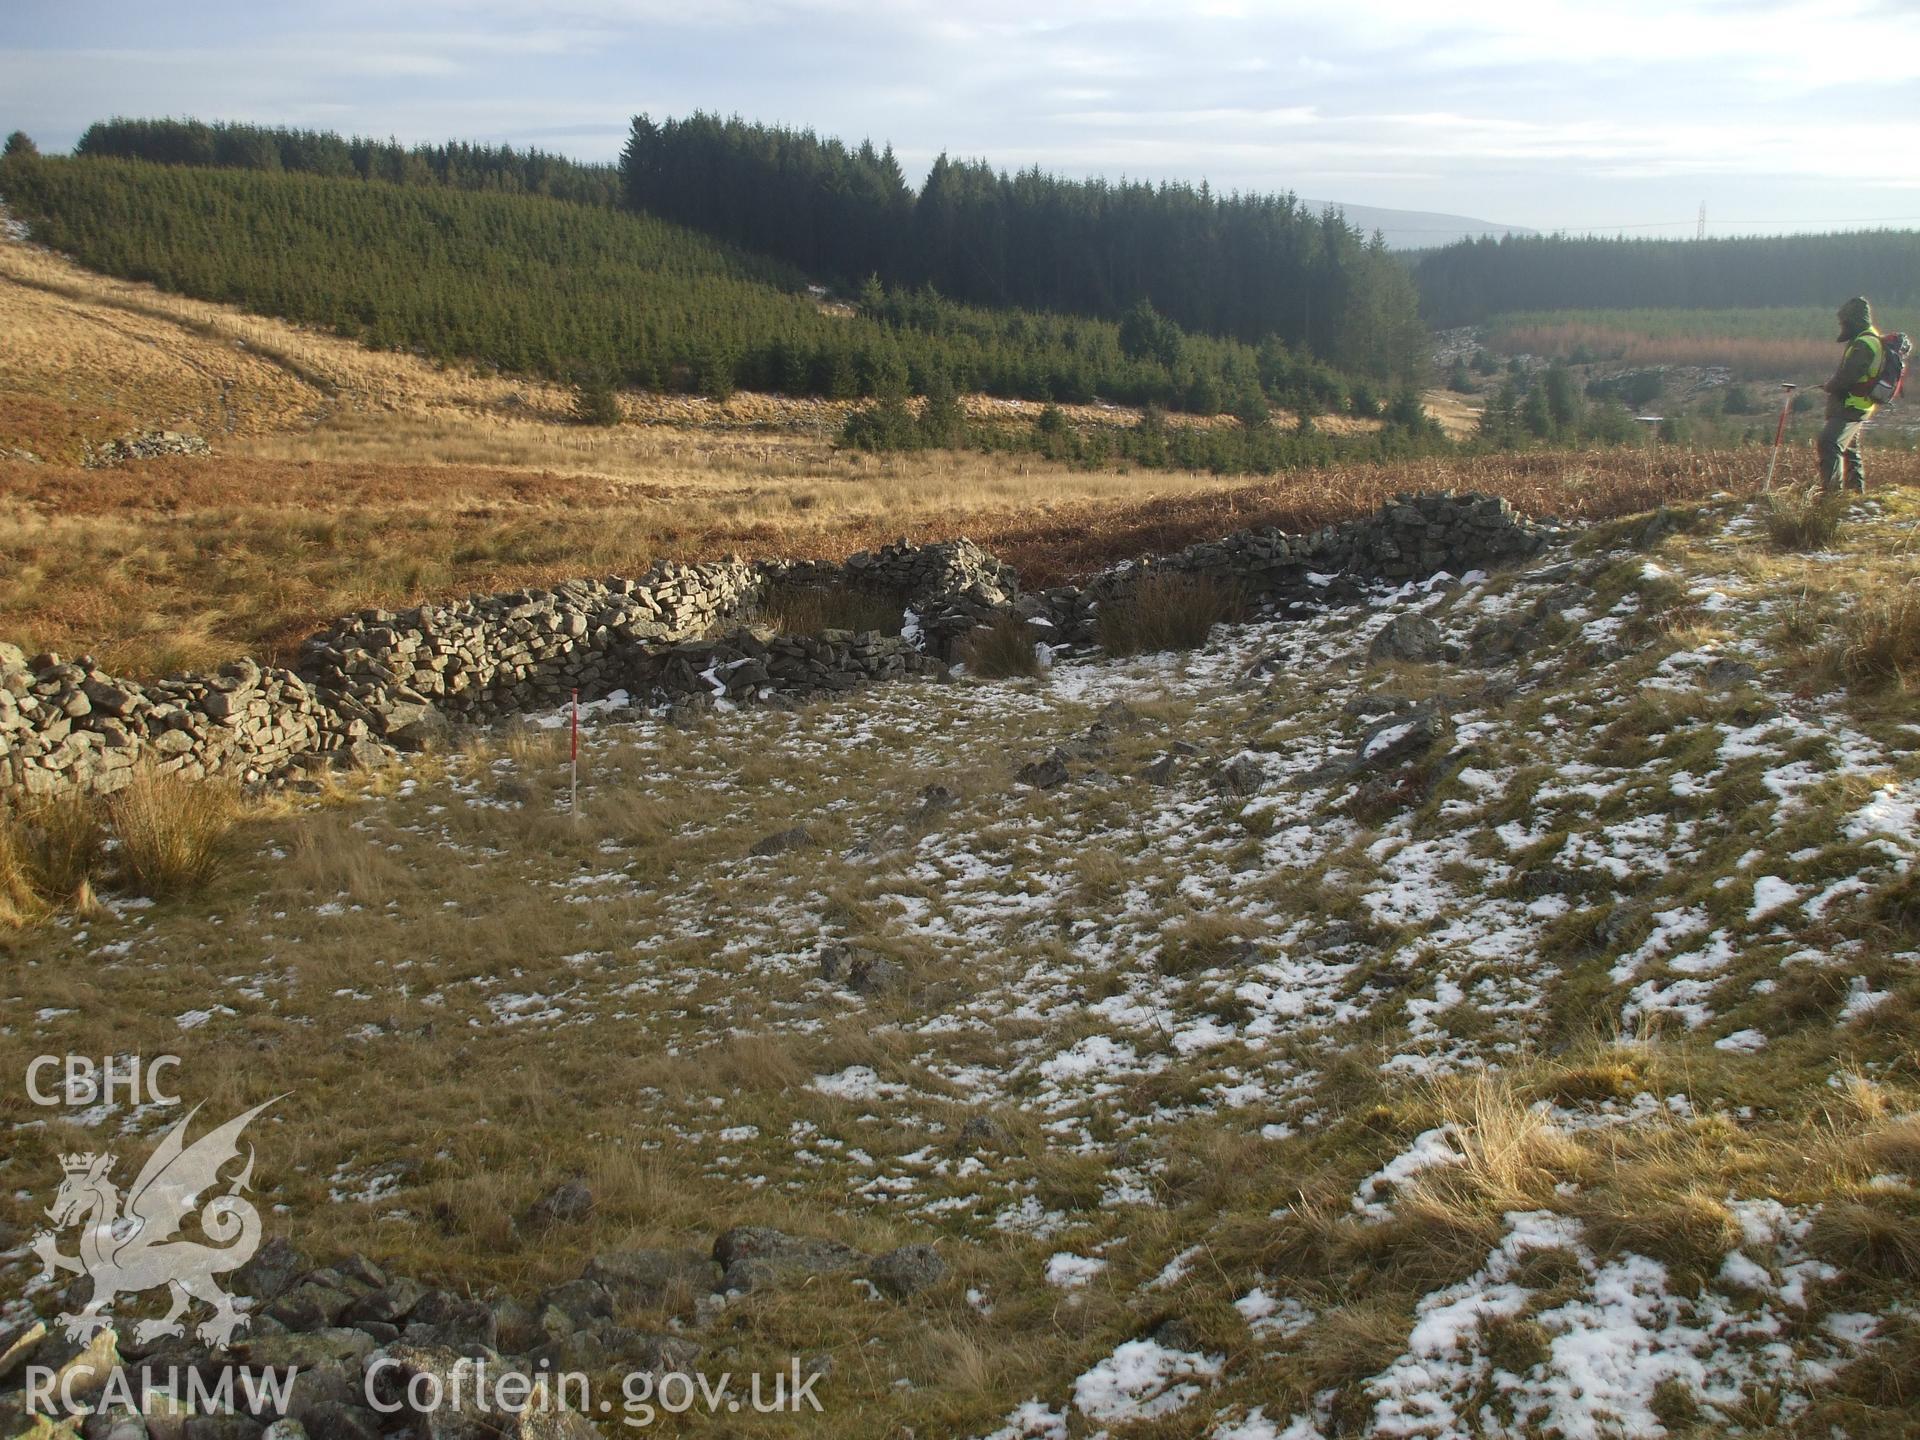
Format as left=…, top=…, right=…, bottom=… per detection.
left=1817, top=409, right=1868, bottom=493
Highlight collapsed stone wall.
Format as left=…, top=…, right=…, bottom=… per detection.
left=771, top=537, right=1020, bottom=655
left=0, top=493, right=1562, bottom=799
left=1032, top=491, right=1560, bottom=642
left=85, top=429, right=214, bottom=467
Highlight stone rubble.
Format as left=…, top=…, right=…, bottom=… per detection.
left=0, top=1227, right=919, bottom=1440
left=83, top=431, right=213, bottom=468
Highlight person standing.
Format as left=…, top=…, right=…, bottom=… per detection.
left=1817, top=296, right=1883, bottom=494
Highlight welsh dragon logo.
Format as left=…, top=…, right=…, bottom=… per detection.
left=31, top=1099, right=277, bottom=1347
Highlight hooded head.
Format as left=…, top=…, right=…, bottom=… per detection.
left=1838, top=296, right=1873, bottom=340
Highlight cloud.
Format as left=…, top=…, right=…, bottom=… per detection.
left=5, top=0, right=1916, bottom=230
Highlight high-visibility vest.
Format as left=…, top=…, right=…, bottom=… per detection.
left=1846, top=328, right=1885, bottom=413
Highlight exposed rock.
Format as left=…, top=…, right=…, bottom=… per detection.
left=1015, top=753, right=1070, bottom=790
left=263, top=1283, right=353, bottom=1333
left=339, top=1278, right=424, bottom=1329
left=1141, top=753, right=1180, bottom=786
left=85, top=431, right=212, bottom=468
left=538, top=1280, right=613, bottom=1327
left=712, top=1227, right=866, bottom=1287
left=1211, top=754, right=1267, bottom=797
left=1703, top=657, right=1761, bottom=690
left=848, top=954, right=905, bottom=995
left=582, top=1249, right=722, bottom=1311
left=401, top=1291, right=496, bottom=1354
left=913, top=783, right=957, bottom=814
left=233, top=1239, right=309, bottom=1306
left=1536, top=582, right=1598, bottom=617
left=0, top=1320, right=46, bottom=1383
left=817, top=944, right=854, bottom=983
left=231, top=1328, right=375, bottom=1372
left=1368, top=613, right=1448, bottom=664
left=181, top=1417, right=263, bottom=1440
left=294, top=1404, right=383, bottom=1440
left=526, top=1179, right=595, bottom=1228
left=748, top=825, right=814, bottom=858
left=867, top=1245, right=948, bottom=1300
left=0, top=493, right=1563, bottom=801
left=1352, top=707, right=1445, bottom=775
left=956, top=1115, right=1014, bottom=1150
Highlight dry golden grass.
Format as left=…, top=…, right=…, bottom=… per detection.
left=0, top=816, right=48, bottom=928
left=1492, top=320, right=1834, bottom=380
left=11, top=221, right=1916, bottom=684
left=1839, top=589, right=1920, bottom=692
left=1096, top=571, right=1249, bottom=656
left=0, top=770, right=244, bottom=923
left=1762, top=487, right=1846, bottom=551
left=757, top=582, right=903, bottom=637
left=26, top=788, right=106, bottom=902
left=107, top=768, right=239, bottom=898
left=957, top=613, right=1045, bottom=679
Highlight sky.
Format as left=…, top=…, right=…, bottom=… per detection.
left=5, top=0, right=1919, bottom=237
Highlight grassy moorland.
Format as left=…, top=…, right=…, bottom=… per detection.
left=9, top=445, right=1893, bottom=679
left=1482, top=307, right=1850, bottom=379
left=15, top=216, right=1892, bottom=682
left=3, top=486, right=1917, bottom=1437
left=4, top=129, right=1920, bottom=1440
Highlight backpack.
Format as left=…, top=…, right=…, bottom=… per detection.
left=1867, top=331, right=1912, bottom=405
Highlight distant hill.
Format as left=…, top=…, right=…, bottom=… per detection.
left=0, top=153, right=1354, bottom=415
left=1414, top=229, right=1920, bottom=327
left=1303, top=200, right=1535, bottom=250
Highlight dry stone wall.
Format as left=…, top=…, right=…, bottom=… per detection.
left=0, top=648, right=370, bottom=797
left=1034, top=491, right=1562, bottom=641
left=0, top=493, right=1562, bottom=799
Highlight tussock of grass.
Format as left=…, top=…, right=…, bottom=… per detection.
left=19, top=789, right=105, bottom=904
left=108, top=769, right=237, bottom=899
left=1531, top=1054, right=1646, bottom=1106
left=1762, top=488, right=1845, bottom=552
left=0, top=817, right=48, bottom=928
left=959, top=612, right=1044, bottom=679
left=1579, top=1183, right=1745, bottom=1285
left=1306, top=1299, right=1409, bottom=1394
left=286, top=811, right=407, bottom=907
left=1096, top=572, right=1247, bottom=656
left=0, top=790, right=105, bottom=922
left=1810, top=1191, right=1920, bottom=1280
left=1837, top=589, right=1920, bottom=692
left=759, top=582, right=903, bottom=637
left=1415, top=1072, right=1587, bottom=1214
left=1156, top=913, right=1253, bottom=975
left=1, top=772, right=238, bottom=921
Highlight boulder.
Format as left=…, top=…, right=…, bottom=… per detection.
left=1211, top=754, right=1267, bottom=797
left=525, top=1179, right=594, bottom=1228
left=748, top=826, right=814, bottom=858
left=712, top=1227, right=866, bottom=1286
left=1015, top=754, right=1070, bottom=790
left=1368, top=614, right=1448, bottom=664
left=867, top=1245, right=947, bottom=1300
left=581, top=1250, right=722, bottom=1312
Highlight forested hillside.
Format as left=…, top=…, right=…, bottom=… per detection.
left=1418, top=230, right=1920, bottom=326
left=2, top=153, right=1353, bottom=412
left=58, top=113, right=1426, bottom=386
left=619, top=113, right=1425, bottom=380
left=74, top=116, right=621, bottom=205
